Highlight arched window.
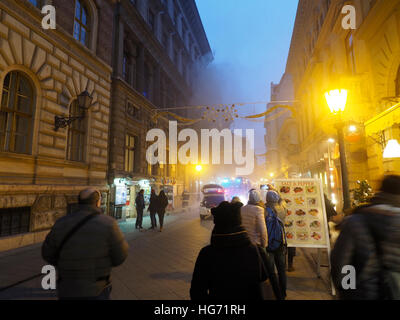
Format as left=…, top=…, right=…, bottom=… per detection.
left=67, top=100, right=86, bottom=162
left=74, top=0, right=90, bottom=47
left=396, top=66, right=400, bottom=97
left=0, top=71, right=35, bottom=154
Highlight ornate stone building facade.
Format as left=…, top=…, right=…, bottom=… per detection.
left=0, top=0, right=114, bottom=250
left=108, top=0, right=212, bottom=220
left=270, top=0, right=400, bottom=211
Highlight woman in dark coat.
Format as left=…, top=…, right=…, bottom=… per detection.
left=190, top=201, right=281, bottom=300
left=157, top=190, right=169, bottom=232
left=148, top=189, right=159, bottom=230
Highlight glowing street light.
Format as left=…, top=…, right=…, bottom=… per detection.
left=195, top=165, right=203, bottom=172
left=349, top=125, right=357, bottom=133
left=325, top=89, right=350, bottom=210
left=325, top=89, right=348, bottom=114
left=270, top=173, right=274, bottom=178
left=383, top=140, right=400, bottom=158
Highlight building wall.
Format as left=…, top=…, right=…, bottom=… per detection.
left=108, top=0, right=212, bottom=218
left=0, top=0, right=114, bottom=251
left=273, top=0, right=400, bottom=210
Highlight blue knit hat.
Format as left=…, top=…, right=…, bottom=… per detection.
left=266, top=190, right=280, bottom=204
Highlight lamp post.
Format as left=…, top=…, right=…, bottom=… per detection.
left=325, top=89, right=351, bottom=211
left=54, top=90, right=93, bottom=131
left=195, top=165, right=202, bottom=201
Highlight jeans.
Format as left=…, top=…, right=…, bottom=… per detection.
left=288, top=247, right=296, bottom=266
left=266, top=246, right=287, bottom=298
left=158, top=212, right=165, bottom=227
left=150, top=211, right=157, bottom=228
left=136, top=208, right=143, bottom=228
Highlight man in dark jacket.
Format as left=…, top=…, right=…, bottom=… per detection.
left=190, top=201, right=281, bottom=300
left=42, top=188, right=129, bottom=300
left=148, top=189, right=158, bottom=230
left=331, top=175, right=400, bottom=300
left=135, top=189, right=145, bottom=230
left=157, top=190, right=169, bottom=232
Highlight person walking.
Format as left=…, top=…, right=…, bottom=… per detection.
left=157, top=190, right=169, bottom=232
left=42, top=188, right=129, bottom=300
left=265, top=190, right=288, bottom=299
left=331, top=175, right=400, bottom=300
left=148, top=189, right=158, bottom=230
left=135, top=189, right=145, bottom=230
left=190, top=201, right=280, bottom=300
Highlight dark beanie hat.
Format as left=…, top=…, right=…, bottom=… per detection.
left=381, top=175, right=400, bottom=195
left=211, top=201, right=243, bottom=231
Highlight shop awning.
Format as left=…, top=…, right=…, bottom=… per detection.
left=364, top=102, right=400, bottom=136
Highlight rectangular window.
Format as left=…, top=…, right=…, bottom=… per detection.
left=148, top=10, right=155, bottom=31
left=28, top=0, right=41, bottom=8
left=126, top=102, right=140, bottom=120
left=125, top=134, right=137, bottom=172
left=0, top=207, right=30, bottom=237
left=346, top=32, right=356, bottom=74
left=67, top=101, right=86, bottom=162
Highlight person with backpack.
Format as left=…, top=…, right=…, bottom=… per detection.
left=331, top=175, right=400, bottom=300
left=265, top=190, right=288, bottom=299
left=42, top=188, right=129, bottom=300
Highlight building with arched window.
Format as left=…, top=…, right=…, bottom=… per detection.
left=267, top=0, right=400, bottom=212
left=0, top=0, right=114, bottom=250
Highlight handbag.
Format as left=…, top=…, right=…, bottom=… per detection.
left=255, top=245, right=277, bottom=300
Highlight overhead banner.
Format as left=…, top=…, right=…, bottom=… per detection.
left=274, top=179, right=330, bottom=249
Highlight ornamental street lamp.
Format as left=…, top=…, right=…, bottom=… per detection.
left=54, top=90, right=93, bottom=131
left=195, top=165, right=203, bottom=201
left=325, top=89, right=351, bottom=210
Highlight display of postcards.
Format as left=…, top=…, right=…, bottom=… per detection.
left=293, top=196, right=305, bottom=205
left=305, top=185, right=317, bottom=194
left=309, top=220, right=322, bottom=230
left=280, top=186, right=291, bottom=194
left=295, top=218, right=307, bottom=229
left=307, top=197, right=318, bottom=207
left=296, top=231, right=309, bottom=241
left=285, top=219, right=294, bottom=228
left=308, top=208, right=319, bottom=217
left=292, top=186, right=304, bottom=194
left=310, top=231, right=322, bottom=241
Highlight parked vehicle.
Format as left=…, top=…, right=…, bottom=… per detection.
left=199, top=184, right=225, bottom=220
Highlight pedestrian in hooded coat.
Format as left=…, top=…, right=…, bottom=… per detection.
left=148, top=189, right=159, bottom=230
left=265, top=190, right=288, bottom=299
left=331, top=175, right=400, bottom=300
left=190, top=201, right=281, bottom=300
left=135, top=189, right=145, bottom=230
left=157, top=190, right=169, bottom=232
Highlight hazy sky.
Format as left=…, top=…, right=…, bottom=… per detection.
left=195, top=0, right=298, bottom=156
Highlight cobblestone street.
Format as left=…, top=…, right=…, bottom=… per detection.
left=0, top=208, right=333, bottom=300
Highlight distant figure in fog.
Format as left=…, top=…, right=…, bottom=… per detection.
left=331, top=175, right=400, bottom=300
left=148, top=189, right=158, bottom=230
left=42, top=188, right=129, bottom=300
left=135, top=189, right=145, bottom=230
left=190, top=201, right=280, bottom=300
left=157, top=190, right=169, bottom=232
